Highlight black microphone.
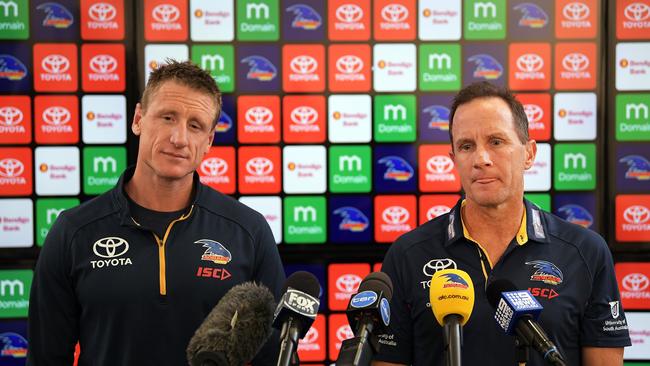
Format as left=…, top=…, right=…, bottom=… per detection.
left=336, top=272, right=393, bottom=366
left=486, top=279, right=567, bottom=366
left=186, top=282, right=276, bottom=366
left=273, top=271, right=321, bottom=366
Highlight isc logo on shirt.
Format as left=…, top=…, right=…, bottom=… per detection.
left=33, top=43, right=78, bottom=92
left=0, top=147, right=32, bottom=196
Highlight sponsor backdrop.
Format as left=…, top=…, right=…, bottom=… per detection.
left=0, top=0, right=649, bottom=363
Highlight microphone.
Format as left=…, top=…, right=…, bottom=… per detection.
left=336, top=272, right=393, bottom=366
left=486, top=279, right=567, bottom=366
left=273, top=271, right=321, bottom=366
left=186, top=282, right=276, bottom=366
left=429, top=269, right=475, bottom=366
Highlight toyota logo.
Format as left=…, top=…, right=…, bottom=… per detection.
left=246, top=157, right=273, bottom=176
left=622, top=273, right=649, bottom=292
left=381, top=4, right=408, bottom=23
left=624, top=205, right=650, bottom=224
left=152, top=4, right=180, bottom=23
left=42, top=106, right=71, bottom=126
left=422, top=258, right=457, bottom=276
left=336, top=274, right=362, bottom=293
left=563, top=2, right=590, bottom=20
left=336, top=325, right=355, bottom=342
left=290, top=55, right=318, bottom=74
left=245, top=106, right=273, bottom=125
left=89, top=2, right=117, bottom=21
left=336, top=55, right=363, bottom=74
left=0, top=107, right=23, bottom=126
left=336, top=4, right=363, bottom=23
left=93, top=237, right=129, bottom=258
left=426, top=205, right=451, bottom=221
left=427, top=156, right=454, bottom=174
left=0, top=158, right=24, bottom=177
left=89, top=55, right=118, bottom=74
left=200, top=157, right=227, bottom=177
left=524, top=104, right=544, bottom=123
left=625, top=3, right=650, bottom=21
left=290, top=106, right=318, bottom=125
left=562, top=53, right=589, bottom=72
left=42, top=55, right=70, bottom=74
left=517, top=54, right=544, bottom=72
left=300, top=327, right=319, bottom=344
left=382, top=206, right=409, bottom=225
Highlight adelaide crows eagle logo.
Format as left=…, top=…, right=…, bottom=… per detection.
left=195, top=239, right=232, bottom=265
left=525, top=260, right=563, bottom=285
left=441, top=273, right=469, bottom=289
left=620, top=155, right=650, bottom=181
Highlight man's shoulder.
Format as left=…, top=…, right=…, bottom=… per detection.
left=195, top=186, right=267, bottom=228
left=540, top=209, right=609, bottom=256
left=58, top=189, right=118, bottom=230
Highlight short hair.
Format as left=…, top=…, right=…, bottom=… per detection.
left=448, top=81, right=529, bottom=146
left=141, top=59, right=222, bottom=126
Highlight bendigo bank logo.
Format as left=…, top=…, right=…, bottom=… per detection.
left=0, top=55, right=28, bottom=81
left=334, top=206, right=369, bottom=232
left=514, top=3, right=548, bottom=28
left=286, top=4, right=322, bottom=30
left=37, top=2, right=74, bottom=28
left=195, top=239, right=231, bottom=265
left=557, top=204, right=594, bottom=228
left=241, top=55, right=277, bottom=81
left=91, top=236, right=132, bottom=269
left=620, top=155, right=650, bottom=180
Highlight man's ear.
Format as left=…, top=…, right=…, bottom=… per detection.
left=524, top=139, right=537, bottom=170
left=132, top=103, right=143, bottom=136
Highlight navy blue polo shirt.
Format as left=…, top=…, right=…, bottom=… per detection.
left=375, top=199, right=631, bottom=366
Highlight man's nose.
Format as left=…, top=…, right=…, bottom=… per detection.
left=473, top=146, right=493, bottom=167
left=169, top=123, right=189, bottom=147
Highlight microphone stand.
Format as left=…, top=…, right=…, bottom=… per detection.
left=277, top=318, right=300, bottom=366
left=514, top=335, right=530, bottom=366
left=443, top=314, right=462, bottom=366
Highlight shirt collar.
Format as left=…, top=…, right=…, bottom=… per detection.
left=444, top=198, right=550, bottom=246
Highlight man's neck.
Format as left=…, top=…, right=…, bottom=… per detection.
left=125, top=166, right=194, bottom=212
left=462, top=198, right=525, bottom=246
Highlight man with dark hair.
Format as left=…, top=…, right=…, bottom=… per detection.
left=28, top=60, right=285, bottom=365
left=373, top=81, right=630, bottom=365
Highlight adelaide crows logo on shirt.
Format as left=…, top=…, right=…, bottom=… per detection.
left=526, top=260, right=563, bottom=285
left=195, top=239, right=232, bottom=265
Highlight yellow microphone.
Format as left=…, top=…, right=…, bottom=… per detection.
left=429, top=269, right=475, bottom=366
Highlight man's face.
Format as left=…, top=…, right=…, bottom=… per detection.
left=450, top=97, right=536, bottom=208
left=132, top=80, right=217, bottom=181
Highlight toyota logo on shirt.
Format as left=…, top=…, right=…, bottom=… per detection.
left=42, top=55, right=70, bottom=74
left=89, top=2, right=117, bottom=22
left=152, top=4, right=180, bottom=23
left=422, top=258, right=457, bottom=277
left=0, top=107, right=23, bottom=126
left=89, top=55, right=118, bottom=74
left=93, top=236, right=129, bottom=258
left=336, top=4, right=363, bottom=23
